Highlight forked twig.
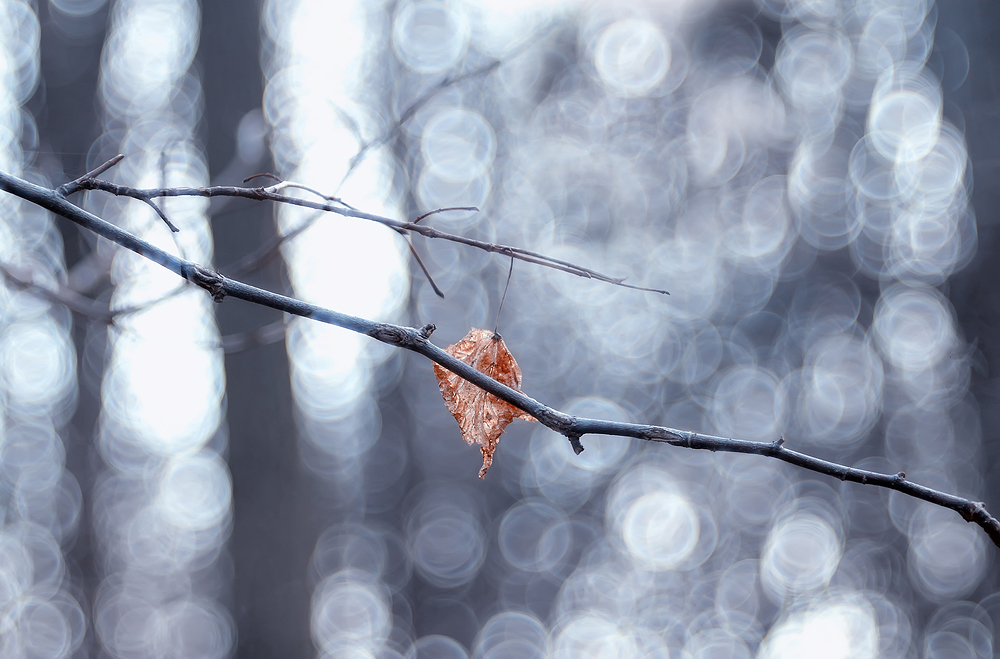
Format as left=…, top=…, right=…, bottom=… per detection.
left=57, top=156, right=670, bottom=295
left=56, top=154, right=124, bottom=197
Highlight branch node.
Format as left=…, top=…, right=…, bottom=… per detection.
left=57, top=154, right=125, bottom=197
left=369, top=324, right=419, bottom=348
left=895, top=471, right=906, bottom=481
left=418, top=323, right=436, bottom=339
left=772, top=436, right=785, bottom=450
left=187, top=265, right=226, bottom=302
left=961, top=501, right=985, bottom=522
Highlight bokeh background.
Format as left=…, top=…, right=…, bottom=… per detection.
left=1, top=0, right=999, bottom=657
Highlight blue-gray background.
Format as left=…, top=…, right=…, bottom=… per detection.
left=2, top=0, right=999, bottom=657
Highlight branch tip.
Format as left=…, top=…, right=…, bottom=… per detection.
left=243, top=172, right=282, bottom=184
left=403, top=238, right=445, bottom=297
left=57, top=154, right=125, bottom=196
left=413, top=206, right=479, bottom=224
left=144, top=199, right=180, bottom=232
left=418, top=323, right=436, bottom=339
left=85, top=154, right=125, bottom=179
left=567, top=434, right=585, bottom=455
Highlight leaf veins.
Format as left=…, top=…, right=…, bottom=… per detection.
left=433, top=328, right=534, bottom=478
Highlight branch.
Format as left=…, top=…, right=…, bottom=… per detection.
left=334, top=57, right=504, bottom=195
left=330, top=15, right=561, bottom=196
left=0, top=263, right=285, bottom=355
left=56, top=153, right=124, bottom=196
left=0, top=262, right=114, bottom=322
left=59, top=154, right=179, bottom=232
left=2, top=169, right=998, bottom=549
left=61, top=165, right=669, bottom=295
left=234, top=176, right=458, bottom=297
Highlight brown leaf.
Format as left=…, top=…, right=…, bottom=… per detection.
left=434, top=328, right=535, bottom=478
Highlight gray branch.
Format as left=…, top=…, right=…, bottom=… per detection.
left=2, top=167, right=998, bottom=549
left=60, top=170, right=670, bottom=295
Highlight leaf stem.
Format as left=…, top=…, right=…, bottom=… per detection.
left=493, top=254, right=514, bottom=335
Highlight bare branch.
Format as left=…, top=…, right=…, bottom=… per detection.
left=0, top=262, right=114, bottom=322
left=216, top=185, right=454, bottom=296
left=404, top=239, right=445, bottom=298
left=2, top=168, right=997, bottom=548
left=413, top=206, right=479, bottom=223
left=330, top=16, right=560, bottom=196
left=335, top=58, right=504, bottom=195
left=55, top=176, right=670, bottom=295
left=242, top=172, right=283, bottom=185
left=244, top=173, right=356, bottom=210
left=58, top=153, right=179, bottom=232
left=57, top=154, right=124, bottom=197
left=222, top=211, right=317, bottom=278
left=141, top=197, right=180, bottom=232
left=237, top=176, right=454, bottom=296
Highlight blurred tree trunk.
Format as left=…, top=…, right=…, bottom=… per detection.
left=33, top=4, right=110, bottom=656
left=199, top=2, right=316, bottom=655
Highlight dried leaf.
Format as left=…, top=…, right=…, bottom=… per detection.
left=434, top=328, right=535, bottom=478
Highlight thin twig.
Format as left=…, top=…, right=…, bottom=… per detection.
left=141, top=197, right=180, bottom=232
left=220, top=196, right=450, bottom=297
left=413, top=206, right=479, bottom=223
left=65, top=154, right=181, bottom=232
left=405, top=239, right=445, bottom=298
left=242, top=172, right=282, bottom=184
left=335, top=59, right=504, bottom=195
left=237, top=180, right=455, bottom=294
left=330, top=15, right=560, bottom=196
left=1, top=168, right=997, bottom=548
left=2, top=260, right=283, bottom=354
left=56, top=154, right=124, bottom=197
left=61, top=176, right=669, bottom=295
left=402, top=205, right=480, bottom=298
left=223, top=211, right=319, bottom=278
left=0, top=262, right=114, bottom=322
left=154, top=151, right=180, bottom=232
left=244, top=173, right=357, bottom=210
left=493, top=254, right=514, bottom=334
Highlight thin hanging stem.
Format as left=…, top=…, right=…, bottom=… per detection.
left=493, top=254, right=514, bottom=336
